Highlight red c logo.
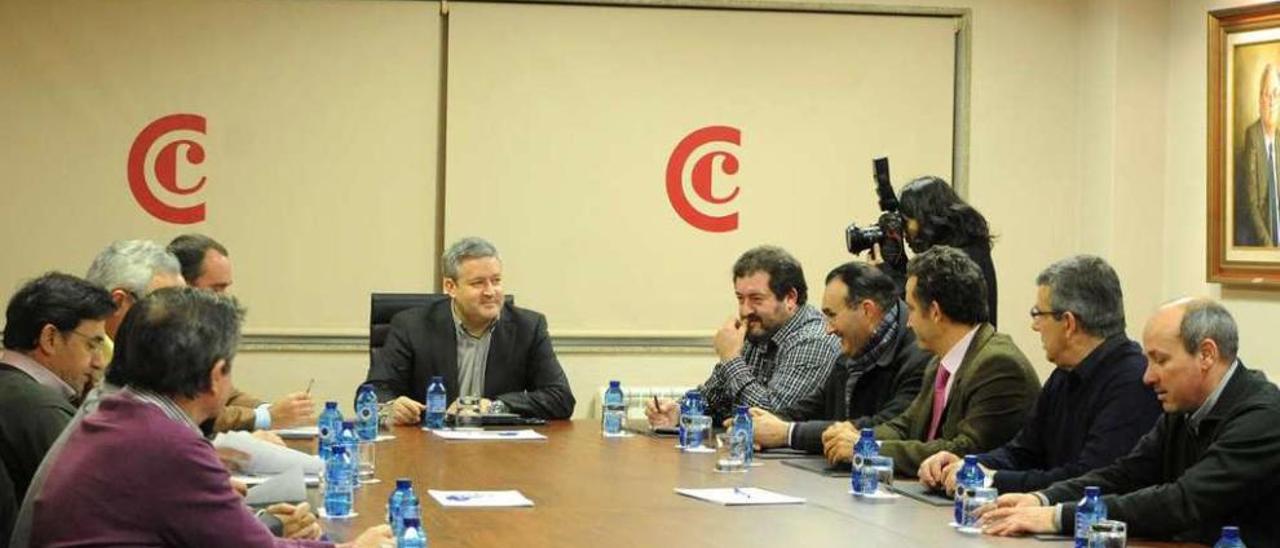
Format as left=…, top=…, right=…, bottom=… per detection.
left=127, top=114, right=208, bottom=224
left=665, top=126, right=741, bottom=233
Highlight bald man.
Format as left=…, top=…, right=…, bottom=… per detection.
left=978, top=298, right=1280, bottom=546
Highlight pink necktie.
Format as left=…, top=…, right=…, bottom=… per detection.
left=927, top=366, right=952, bottom=441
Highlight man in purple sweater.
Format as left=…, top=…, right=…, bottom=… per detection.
left=27, top=287, right=390, bottom=547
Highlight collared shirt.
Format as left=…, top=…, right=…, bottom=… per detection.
left=700, top=305, right=840, bottom=419
left=123, top=386, right=201, bottom=434
left=1189, top=359, right=1240, bottom=435
left=0, top=349, right=75, bottom=401
left=451, top=302, right=496, bottom=398
left=937, top=325, right=980, bottom=403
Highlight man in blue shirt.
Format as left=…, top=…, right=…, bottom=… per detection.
left=918, top=255, right=1160, bottom=494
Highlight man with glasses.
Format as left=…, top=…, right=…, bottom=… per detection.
left=918, top=255, right=1161, bottom=494
left=0, top=272, right=115, bottom=540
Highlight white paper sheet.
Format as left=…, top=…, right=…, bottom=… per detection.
left=233, top=472, right=320, bottom=488
left=673, top=487, right=806, bottom=506
left=213, top=431, right=323, bottom=475
left=274, top=426, right=395, bottom=443
left=244, top=467, right=307, bottom=505
left=428, top=490, right=534, bottom=507
left=429, top=429, right=546, bottom=441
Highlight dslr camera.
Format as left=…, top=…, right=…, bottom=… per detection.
left=845, top=157, right=908, bottom=275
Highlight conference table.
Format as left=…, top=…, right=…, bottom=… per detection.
left=311, top=420, right=1202, bottom=547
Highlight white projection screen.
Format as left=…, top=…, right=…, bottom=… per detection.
left=446, top=2, right=958, bottom=337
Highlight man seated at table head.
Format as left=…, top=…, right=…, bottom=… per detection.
left=646, top=245, right=841, bottom=424
left=918, top=255, right=1161, bottom=494
left=747, top=260, right=930, bottom=453
left=0, top=272, right=113, bottom=541
left=168, top=233, right=316, bottom=432
left=979, top=298, right=1280, bottom=546
left=367, top=237, right=576, bottom=423
left=26, top=287, right=391, bottom=547
left=821, top=246, right=1039, bottom=475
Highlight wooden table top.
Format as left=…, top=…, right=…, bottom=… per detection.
left=312, top=420, right=1202, bottom=547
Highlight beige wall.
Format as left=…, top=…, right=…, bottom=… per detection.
left=7, top=0, right=1280, bottom=420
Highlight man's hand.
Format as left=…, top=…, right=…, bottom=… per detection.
left=266, top=502, right=323, bottom=540
left=229, top=477, right=248, bottom=497
left=388, top=396, right=425, bottom=425
left=341, top=524, right=393, bottom=548
left=822, top=426, right=859, bottom=464
left=251, top=430, right=286, bottom=447
left=269, top=392, right=316, bottom=429
left=820, top=421, right=855, bottom=446
left=942, top=461, right=994, bottom=496
left=918, top=451, right=960, bottom=490
left=979, top=504, right=1056, bottom=537
left=713, top=317, right=747, bottom=362
left=645, top=398, right=679, bottom=428
left=748, top=407, right=790, bottom=449
left=445, top=398, right=492, bottom=415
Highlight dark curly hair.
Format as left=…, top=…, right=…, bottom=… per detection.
left=906, top=246, right=989, bottom=325
left=898, top=176, right=992, bottom=252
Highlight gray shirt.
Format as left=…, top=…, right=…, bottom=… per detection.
left=452, top=303, right=496, bottom=399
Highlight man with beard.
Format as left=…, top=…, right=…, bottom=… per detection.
left=646, top=246, right=841, bottom=423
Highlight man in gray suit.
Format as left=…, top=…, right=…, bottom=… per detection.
left=1235, top=63, right=1280, bottom=247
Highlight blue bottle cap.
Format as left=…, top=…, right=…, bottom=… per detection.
left=964, top=454, right=978, bottom=464
left=396, top=478, right=412, bottom=489
left=342, top=420, right=355, bottom=429
left=330, top=445, right=346, bottom=456
left=608, top=380, right=621, bottom=388
left=860, top=428, right=875, bottom=437
left=1084, top=486, right=1101, bottom=497
left=325, top=401, right=338, bottom=409
left=1222, top=526, right=1240, bottom=538
left=403, top=517, right=421, bottom=529
left=431, top=375, right=443, bottom=382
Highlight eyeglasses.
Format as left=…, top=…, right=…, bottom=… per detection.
left=1028, top=306, right=1066, bottom=320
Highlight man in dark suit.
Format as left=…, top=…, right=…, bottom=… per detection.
left=366, top=237, right=575, bottom=422
left=822, top=246, right=1039, bottom=475
left=1235, top=63, right=1280, bottom=247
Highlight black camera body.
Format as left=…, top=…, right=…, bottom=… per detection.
left=845, top=157, right=908, bottom=274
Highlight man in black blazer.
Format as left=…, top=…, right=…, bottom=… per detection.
left=366, top=238, right=575, bottom=422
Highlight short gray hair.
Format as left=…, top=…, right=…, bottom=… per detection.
left=1178, top=298, right=1239, bottom=363
left=1035, top=255, right=1125, bottom=338
left=441, top=237, right=499, bottom=280
left=85, top=240, right=182, bottom=296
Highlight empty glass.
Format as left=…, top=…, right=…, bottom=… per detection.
left=959, top=486, right=997, bottom=533
left=1088, top=520, right=1127, bottom=548
left=456, top=396, right=482, bottom=428
left=853, top=455, right=895, bottom=495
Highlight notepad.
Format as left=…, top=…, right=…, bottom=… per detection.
left=428, top=490, right=535, bottom=507
left=430, top=429, right=547, bottom=441
left=674, top=487, right=806, bottom=506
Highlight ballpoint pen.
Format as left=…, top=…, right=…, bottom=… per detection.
left=305, top=378, right=315, bottom=395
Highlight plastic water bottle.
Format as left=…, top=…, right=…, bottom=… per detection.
left=318, top=401, right=343, bottom=460
left=323, top=444, right=353, bottom=518
left=399, top=488, right=422, bottom=542
left=1074, top=486, right=1108, bottom=547
left=850, top=428, right=879, bottom=495
left=387, top=478, right=414, bottom=538
left=425, top=376, right=447, bottom=429
left=730, top=405, right=753, bottom=467
left=1214, top=526, right=1246, bottom=548
left=340, top=420, right=360, bottom=489
left=398, top=517, right=427, bottom=548
left=954, top=455, right=985, bottom=526
left=355, top=384, right=378, bottom=482
left=602, top=380, right=625, bottom=435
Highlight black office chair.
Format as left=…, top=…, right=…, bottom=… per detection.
left=368, top=292, right=514, bottom=361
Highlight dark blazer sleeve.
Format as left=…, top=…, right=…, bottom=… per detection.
left=493, top=312, right=575, bottom=419
left=366, top=313, right=419, bottom=403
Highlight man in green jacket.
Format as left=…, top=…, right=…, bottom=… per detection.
left=822, top=246, right=1039, bottom=475
left=979, top=298, right=1280, bottom=546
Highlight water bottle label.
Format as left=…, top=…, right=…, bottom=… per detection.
left=359, top=407, right=374, bottom=421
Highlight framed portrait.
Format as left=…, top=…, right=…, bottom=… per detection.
left=1209, top=4, right=1280, bottom=286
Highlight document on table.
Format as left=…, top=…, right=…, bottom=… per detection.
left=428, top=490, right=535, bottom=507
left=233, top=471, right=320, bottom=488
left=243, top=467, right=308, bottom=505
left=430, top=429, right=547, bottom=441
left=273, top=426, right=395, bottom=442
left=674, top=487, right=806, bottom=506
left=213, top=431, right=323, bottom=475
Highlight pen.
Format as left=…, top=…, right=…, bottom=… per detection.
left=498, top=431, right=519, bottom=437
left=653, top=395, right=661, bottom=411
left=305, top=378, right=314, bottom=395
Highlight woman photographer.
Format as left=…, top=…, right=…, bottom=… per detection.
left=897, top=176, right=998, bottom=327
